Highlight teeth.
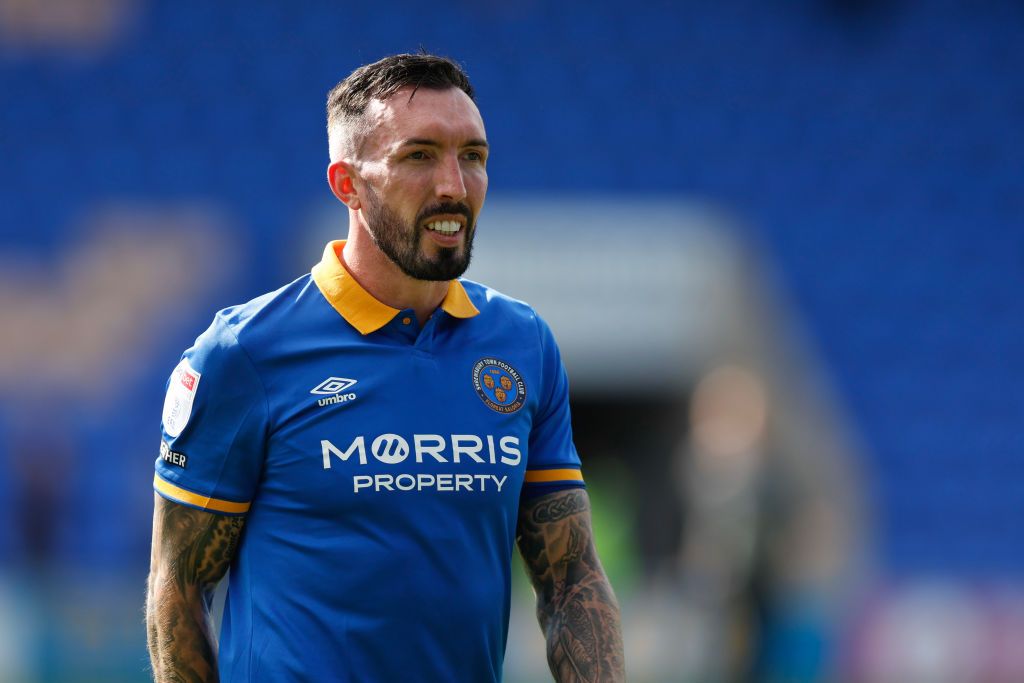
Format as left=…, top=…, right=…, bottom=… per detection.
left=426, top=220, right=460, bottom=235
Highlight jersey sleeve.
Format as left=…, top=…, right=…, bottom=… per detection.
left=154, top=313, right=268, bottom=516
left=523, top=315, right=585, bottom=497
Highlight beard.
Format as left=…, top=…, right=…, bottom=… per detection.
left=361, top=187, right=475, bottom=281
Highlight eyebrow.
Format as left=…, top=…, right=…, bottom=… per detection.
left=399, top=137, right=489, bottom=149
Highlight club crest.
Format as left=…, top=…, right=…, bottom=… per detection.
left=472, top=358, right=526, bottom=414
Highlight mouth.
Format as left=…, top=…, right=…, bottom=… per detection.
left=424, top=218, right=463, bottom=236
left=421, top=213, right=468, bottom=247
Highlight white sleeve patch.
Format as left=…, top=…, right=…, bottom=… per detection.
left=162, top=359, right=202, bottom=438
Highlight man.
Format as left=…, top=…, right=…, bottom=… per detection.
left=146, top=53, right=625, bottom=682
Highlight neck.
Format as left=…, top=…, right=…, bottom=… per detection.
left=341, top=221, right=450, bottom=325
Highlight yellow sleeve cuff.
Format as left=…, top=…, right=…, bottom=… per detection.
left=153, top=474, right=251, bottom=515
left=524, top=468, right=584, bottom=484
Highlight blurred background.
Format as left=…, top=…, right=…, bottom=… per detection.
left=0, top=0, right=1021, bottom=681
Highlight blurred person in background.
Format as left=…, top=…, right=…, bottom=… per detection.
left=675, top=364, right=857, bottom=683
left=145, top=53, right=624, bottom=683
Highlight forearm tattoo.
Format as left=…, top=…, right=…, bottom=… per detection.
left=146, top=494, right=244, bottom=683
left=517, top=489, right=625, bottom=683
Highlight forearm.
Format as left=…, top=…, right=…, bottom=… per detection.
left=538, top=569, right=625, bottom=683
left=147, top=494, right=244, bottom=683
left=147, top=573, right=219, bottom=682
left=518, top=489, right=625, bottom=683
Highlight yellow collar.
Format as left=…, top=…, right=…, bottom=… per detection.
left=311, top=240, right=479, bottom=335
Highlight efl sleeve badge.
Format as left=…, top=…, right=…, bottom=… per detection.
left=162, top=358, right=202, bottom=437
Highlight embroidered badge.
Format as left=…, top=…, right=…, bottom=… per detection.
left=162, top=358, right=201, bottom=437
left=472, top=358, right=526, bottom=414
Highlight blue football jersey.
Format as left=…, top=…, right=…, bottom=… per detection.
left=154, top=241, right=584, bottom=682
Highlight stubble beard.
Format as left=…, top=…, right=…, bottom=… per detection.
left=362, top=187, right=475, bottom=282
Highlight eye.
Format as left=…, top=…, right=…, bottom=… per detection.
left=407, top=150, right=430, bottom=160
left=464, top=150, right=486, bottom=162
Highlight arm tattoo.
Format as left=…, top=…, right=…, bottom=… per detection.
left=531, top=491, right=589, bottom=523
left=517, top=489, right=625, bottom=683
left=146, top=493, right=245, bottom=683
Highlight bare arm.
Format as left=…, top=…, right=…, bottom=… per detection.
left=146, top=493, right=245, bottom=683
left=516, top=488, right=625, bottom=683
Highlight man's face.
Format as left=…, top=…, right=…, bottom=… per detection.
left=355, top=86, right=488, bottom=281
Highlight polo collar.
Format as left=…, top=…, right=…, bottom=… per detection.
left=311, top=240, right=479, bottom=335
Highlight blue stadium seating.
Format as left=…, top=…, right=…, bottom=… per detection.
left=0, top=0, right=1020, bottom=575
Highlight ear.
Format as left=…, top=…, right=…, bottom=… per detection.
left=327, top=161, right=361, bottom=210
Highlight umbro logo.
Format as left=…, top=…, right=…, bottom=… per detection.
left=311, top=377, right=358, bottom=395
left=311, top=377, right=359, bottom=408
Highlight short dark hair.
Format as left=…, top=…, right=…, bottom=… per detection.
left=326, top=53, right=475, bottom=159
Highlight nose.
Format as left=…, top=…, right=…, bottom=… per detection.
left=434, top=153, right=467, bottom=202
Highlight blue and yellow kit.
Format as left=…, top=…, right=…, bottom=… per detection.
left=155, top=241, right=585, bottom=682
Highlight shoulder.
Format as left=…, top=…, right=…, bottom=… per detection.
left=214, top=273, right=315, bottom=334
left=458, top=278, right=543, bottom=328
left=179, top=273, right=330, bottom=380
left=198, top=273, right=323, bottom=350
left=459, top=278, right=561, bottom=352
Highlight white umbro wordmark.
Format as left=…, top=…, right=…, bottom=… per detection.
left=311, top=377, right=357, bottom=395
left=312, top=376, right=359, bottom=408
